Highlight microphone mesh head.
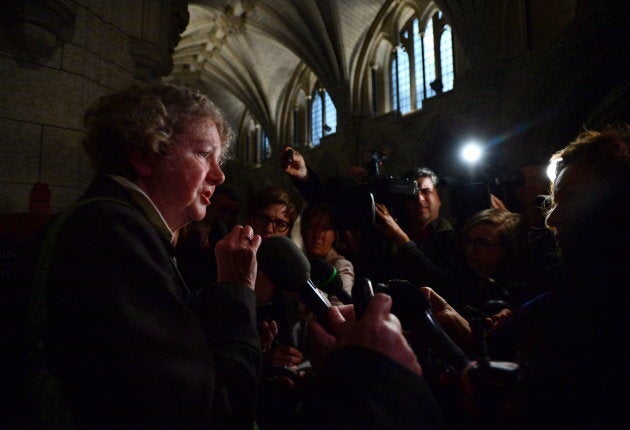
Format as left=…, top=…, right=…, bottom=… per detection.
left=309, top=257, right=342, bottom=293
left=257, top=236, right=311, bottom=291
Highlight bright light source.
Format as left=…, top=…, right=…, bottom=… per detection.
left=547, top=159, right=559, bottom=181
left=461, top=142, right=482, bottom=164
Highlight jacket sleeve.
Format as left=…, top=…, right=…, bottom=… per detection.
left=394, top=234, right=460, bottom=286
left=296, top=346, right=443, bottom=430
left=47, top=200, right=258, bottom=430
left=291, top=166, right=327, bottom=204
left=187, top=282, right=260, bottom=429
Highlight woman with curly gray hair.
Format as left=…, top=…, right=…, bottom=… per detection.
left=19, top=83, right=262, bottom=429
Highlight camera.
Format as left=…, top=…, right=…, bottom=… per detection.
left=332, top=151, right=418, bottom=230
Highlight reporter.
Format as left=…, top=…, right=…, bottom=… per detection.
left=300, top=202, right=355, bottom=305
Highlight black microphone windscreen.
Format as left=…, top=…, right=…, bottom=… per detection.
left=309, top=257, right=352, bottom=304
left=257, top=236, right=310, bottom=292
left=309, top=257, right=341, bottom=291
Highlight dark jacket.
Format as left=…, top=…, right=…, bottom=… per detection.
left=298, top=346, right=443, bottom=430
left=29, top=175, right=260, bottom=430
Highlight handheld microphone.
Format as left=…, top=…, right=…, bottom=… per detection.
left=257, top=236, right=331, bottom=321
left=309, top=257, right=352, bottom=305
left=351, top=277, right=374, bottom=319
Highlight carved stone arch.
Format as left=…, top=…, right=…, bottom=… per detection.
left=278, top=63, right=312, bottom=150
left=1, top=0, right=77, bottom=64
left=374, top=37, right=397, bottom=115
left=236, top=113, right=259, bottom=165
left=350, top=0, right=407, bottom=115
left=352, top=31, right=396, bottom=116
left=389, top=1, right=418, bottom=37
left=418, top=2, right=441, bottom=29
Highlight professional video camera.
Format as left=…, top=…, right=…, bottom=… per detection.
left=333, top=150, right=418, bottom=230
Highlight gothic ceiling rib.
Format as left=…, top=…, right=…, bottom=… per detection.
left=170, top=0, right=388, bottom=133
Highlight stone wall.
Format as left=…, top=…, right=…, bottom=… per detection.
left=0, top=0, right=188, bottom=214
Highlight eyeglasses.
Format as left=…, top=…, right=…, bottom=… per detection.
left=252, top=213, right=290, bottom=232
left=462, top=236, right=502, bottom=251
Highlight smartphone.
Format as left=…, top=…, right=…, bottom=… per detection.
left=282, top=149, right=294, bottom=169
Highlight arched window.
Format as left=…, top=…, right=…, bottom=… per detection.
left=422, top=17, right=437, bottom=100
left=391, top=46, right=412, bottom=114
left=440, top=24, right=454, bottom=92
left=310, top=88, right=337, bottom=147
left=261, top=129, right=271, bottom=161
left=391, top=9, right=454, bottom=114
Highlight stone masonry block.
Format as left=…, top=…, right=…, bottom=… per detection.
left=41, top=126, right=87, bottom=187
left=0, top=182, right=33, bottom=213
left=0, top=119, right=41, bottom=183
left=0, top=58, right=86, bottom=129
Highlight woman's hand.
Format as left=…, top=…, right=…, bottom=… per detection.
left=215, top=225, right=261, bottom=290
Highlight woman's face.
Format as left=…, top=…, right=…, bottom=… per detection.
left=302, top=212, right=336, bottom=258
left=137, top=117, right=225, bottom=231
left=250, top=203, right=291, bottom=240
left=462, top=223, right=505, bottom=277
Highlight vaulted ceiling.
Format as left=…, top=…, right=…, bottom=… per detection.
left=169, top=0, right=395, bottom=133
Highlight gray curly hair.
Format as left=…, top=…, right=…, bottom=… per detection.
left=82, top=83, right=233, bottom=178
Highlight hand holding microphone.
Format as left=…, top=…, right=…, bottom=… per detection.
left=257, top=236, right=332, bottom=322
left=281, top=146, right=308, bottom=180
left=308, top=293, right=423, bottom=377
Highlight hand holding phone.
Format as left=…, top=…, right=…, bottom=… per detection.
left=281, top=148, right=294, bottom=169
left=280, top=147, right=308, bottom=180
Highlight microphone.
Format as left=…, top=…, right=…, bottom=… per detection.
left=382, top=280, right=471, bottom=374
left=351, top=277, right=374, bottom=319
left=308, top=257, right=352, bottom=305
left=257, top=236, right=331, bottom=321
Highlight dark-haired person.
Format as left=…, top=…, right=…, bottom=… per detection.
left=244, top=186, right=310, bottom=429
left=371, top=167, right=461, bottom=286
left=300, top=202, right=355, bottom=306
left=442, top=208, right=535, bottom=319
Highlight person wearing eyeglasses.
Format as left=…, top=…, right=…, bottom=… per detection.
left=247, top=186, right=297, bottom=241
left=245, top=186, right=310, bottom=429
left=446, top=208, right=535, bottom=319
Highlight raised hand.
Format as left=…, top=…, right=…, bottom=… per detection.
left=215, top=225, right=261, bottom=290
